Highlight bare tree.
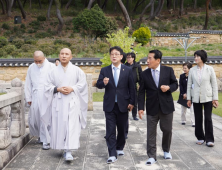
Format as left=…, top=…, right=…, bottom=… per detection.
left=55, top=0, right=64, bottom=35
left=102, top=0, right=108, bottom=9
left=0, top=0, right=6, bottom=14
left=7, top=0, right=14, bottom=17
left=203, top=0, right=211, bottom=30
left=139, top=0, right=155, bottom=21
left=65, top=0, right=73, bottom=9
left=133, top=0, right=145, bottom=13
left=154, top=0, right=164, bottom=17
left=179, top=0, right=184, bottom=16
left=150, top=0, right=154, bottom=19
left=193, top=0, right=197, bottom=9
left=87, top=0, right=95, bottom=9
left=47, top=0, right=53, bottom=19
left=116, top=0, right=132, bottom=29
left=167, top=0, right=172, bottom=9
left=16, top=0, right=26, bottom=19
left=38, top=0, right=42, bottom=9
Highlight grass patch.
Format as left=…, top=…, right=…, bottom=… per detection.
left=93, top=92, right=104, bottom=102
left=93, top=91, right=222, bottom=117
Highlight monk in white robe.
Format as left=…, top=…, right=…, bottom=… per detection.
left=43, top=48, right=88, bottom=161
left=25, top=51, right=54, bottom=150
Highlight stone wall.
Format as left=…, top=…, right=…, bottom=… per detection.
left=0, top=64, right=222, bottom=83
left=151, top=33, right=222, bottom=46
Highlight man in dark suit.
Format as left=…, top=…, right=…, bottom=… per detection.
left=96, top=46, right=135, bottom=164
left=138, top=50, right=178, bottom=165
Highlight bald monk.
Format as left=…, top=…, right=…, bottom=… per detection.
left=43, top=48, right=88, bottom=161
left=25, top=51, right=55, bottom=150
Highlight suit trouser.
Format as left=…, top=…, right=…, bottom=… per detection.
left=105, top=103, right=128, bottom=157
left=147, top=110, right=173, bottom=160
left=181, top=104, right=195, bottom=125
left=132, top=91, right=138, bottom=117
left=193, top=101, right=214, bottom=143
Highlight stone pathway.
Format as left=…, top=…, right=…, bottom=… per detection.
left=4, top=102, right=222, bottom=170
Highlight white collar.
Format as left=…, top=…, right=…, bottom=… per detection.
left=112, top=63, right=121, bottom=70
left=151, top=64, right=160, bottom=72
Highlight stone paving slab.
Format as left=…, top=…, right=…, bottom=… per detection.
left=3, top=102, right=222, bottom=170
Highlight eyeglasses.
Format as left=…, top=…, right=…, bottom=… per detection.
left=126, top=57, right=132, bottom=59
left=110, top=53, right=120, bottom=56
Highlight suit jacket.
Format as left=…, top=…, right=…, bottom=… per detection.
left=96, top=64, right=136, bottom=113
left=138, top=65, right=178, bottom=115
left=187, top=64, right=218, bottom=103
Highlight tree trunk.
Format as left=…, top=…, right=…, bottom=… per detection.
left=0, top=0, right=5, bottom=14
left=38, top=0, right=42, bottom=9
left=55, top=0, right=64, bottom=35
left=126, top=0, right=129, bottom=10
left=167, top=0, right=172, bottom=9
left=65, top=0, right=73, bottom=9
left=116, top=0, right=132, bottom=29
left=193, top=0, right=197, bottom=9
left=87, top=0, right=95, bottom=9
left=139, top=0, right=155, bottom=21
left=209, top=0, right=212, bottom=9
left=30, top=0, right=31, bottom=8
left=7, top=0, right=14, bottom=17
left=47, top=0, right=53, bottom=19
left=133, top=0, right=145, bottom=13
left=102, top=0, right=108, bottom=9
left=4, top=0, right=8, bottom=13
left=23, top=0, right=27, bottom=7
left=179, top=0, right=184, bottom=16
left=173, top=0, right=176, bottom=10
left=149, top=0, right=154, bottom=19
left=85, top=0, right=88, bottom=7
left=203, top=0, right=211, bottom=30
left=97, top=0, right=100, bottom=7
left=17, top=0, right=26, bottom=19
left=155, top=0, right=164, bottom=16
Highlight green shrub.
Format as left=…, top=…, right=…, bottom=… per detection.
left=132, top=27, right=151, bottom=45
left=54, top=39, right=71, bottom=47
left=0, top=48, right=7, bottom=57
left=37, top=16, right=46, bottom=22
left=20, top=44, right=37, bottom=52
left=3, top=45, right=16, bottom=54
left=73, top=4, right=117, bottom=39
left=2, top=23, right=10, bottom=30
left=3, top=30, right=12, bottom=37
left=24, top=38, right=37, bottom=45
left=29, top=21, right=40, bottom=27
left=0, top=36, right=8, bottom=48
left=27, top=29, right=37, bottom=33
left=12, top=39, right=24, bottom=49
left=13, top=26, right=19, bottom=33
left=20, top=24, right=26, bottom=29
left=40, top=45, right=55, bottom=55
left=35, top=32, right=52, bottom=38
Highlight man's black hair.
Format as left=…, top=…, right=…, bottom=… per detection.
left=109, top=46, right=123, bottom=55
left=149, top=50, right=162, bottom=61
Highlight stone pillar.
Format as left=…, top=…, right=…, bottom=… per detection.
left=10, top=78, right=26, bottom=137
left=86, top=74, right=93, bottom=111
left=0, top=105, right=11, bottom=149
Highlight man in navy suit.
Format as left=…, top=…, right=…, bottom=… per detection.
left=96, top=46, right=135, bottom=164
left=138, top=50, right=178, bottom=165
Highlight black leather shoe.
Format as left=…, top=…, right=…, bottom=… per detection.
left=133, top=117, right=139, bottom=121
left=181, top=123, right=186, bottom=125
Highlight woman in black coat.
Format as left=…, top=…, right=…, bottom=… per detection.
left=177, top=62, right=195, bottom=127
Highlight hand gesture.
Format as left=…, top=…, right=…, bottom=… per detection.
left=103, top=77, right=109, bottom=85
left=58, top=87, right=73, bottom=95
left=187, top=100, right=191, bottom=107
left=212, top=100, right=219, bottom=108
left=127, top=104, right=134, bottom=112
left=183, top=93, right=187, bottom=99
left=160, top=85, right=170, bottom=92
left=138, top=110, right=144, bottom=119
